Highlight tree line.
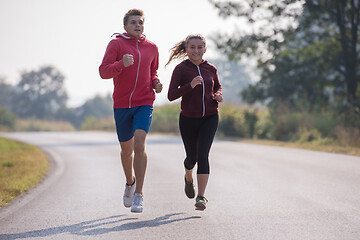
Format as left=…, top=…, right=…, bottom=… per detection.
left=0, top=66, right=113, bottom=130
left=0, top=59, right=251, bottom=131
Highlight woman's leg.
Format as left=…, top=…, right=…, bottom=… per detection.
left=179, top=114, right=199, bottom=178
left=196, top=113, right=219, bottom=197
left=197, top=174, right=209, bottom=197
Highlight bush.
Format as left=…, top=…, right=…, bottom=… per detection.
left=15, top=118, right=75, bottom=131
left=244, top=110, right=259, bottom=138
left=151, top=103, right=180, bottom=133
left=80, top=116, right=115, bottom=131
left=332, top=126, right=360, bottom=147
left=310, top=112, right=338, bottom=136
left=254, top=110, right=273, bottom=139
left=295, top=127, right=322, bottom=143
left=0, top=105, right=16, bottom=131
left=218, top=104, right=245, bottom=137
left=271, top=112, right=303, bottom=141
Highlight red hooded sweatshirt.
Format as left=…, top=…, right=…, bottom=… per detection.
left=168, top=59, right=222, bottom=118
left=99, top=33, right=159, bottom=108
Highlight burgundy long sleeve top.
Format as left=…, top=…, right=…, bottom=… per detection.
left=168, top=59, right=222, bottom=118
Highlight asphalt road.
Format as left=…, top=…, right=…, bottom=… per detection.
left=0, top=131, right=359, bottom=240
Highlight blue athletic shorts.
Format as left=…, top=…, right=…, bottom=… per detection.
left=114, top=105, right=153, bottom=142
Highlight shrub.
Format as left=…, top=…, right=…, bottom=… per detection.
left=151, top=103, right=180, bottom=133
left=271, top=112, right=303, bottom=141
left=16, top=118, right=75, bottom=131
left=244, top=110, right=259, bottom=138
left=332, top=126, right=360, bottom=147
left=218, top=104, right=245, bottom=137
left=0, top=105, right=16, bottom=131
left=80, top=116, right=115, bottom=131
left=295, top=127, right=322, bottom=143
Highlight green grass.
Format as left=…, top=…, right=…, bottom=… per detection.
left=0, top=137, right=49, bottom=208
left=238, top=138, right=360, bottom=157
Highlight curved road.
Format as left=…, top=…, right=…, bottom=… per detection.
left=0, top=132, right=359, bottom=240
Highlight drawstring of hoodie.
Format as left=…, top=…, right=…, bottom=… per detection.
left=197, top=65, right=205, bottom=117
left=111, top=33, right=146, bottom=40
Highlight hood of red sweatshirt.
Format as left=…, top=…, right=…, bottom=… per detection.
left=111, top=32, right=146, bottom=42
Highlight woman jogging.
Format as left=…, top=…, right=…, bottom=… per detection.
left=166, top=34, right=223, bottom=211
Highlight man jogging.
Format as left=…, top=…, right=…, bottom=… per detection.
left=99, top=8, right=162, bottom=213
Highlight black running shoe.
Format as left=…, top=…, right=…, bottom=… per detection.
left=195, top=195, right=208, bottom=211
left=184, top=176, right=195, bottom=199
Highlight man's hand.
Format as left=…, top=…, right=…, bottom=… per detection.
left=123, top=54, right=134, bottom=67
left=153, top=79, right=163, bottom=93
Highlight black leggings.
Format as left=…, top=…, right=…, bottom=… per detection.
left=179, top=113, right=219, bottom=174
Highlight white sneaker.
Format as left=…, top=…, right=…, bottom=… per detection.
left=123, top=179, right=136, bottom=208
left=131, top=193, right=143, bottom=213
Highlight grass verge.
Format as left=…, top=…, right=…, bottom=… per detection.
left=239, top=139, right=360, bottom=157
left=0, top=137, right=49, bottom=208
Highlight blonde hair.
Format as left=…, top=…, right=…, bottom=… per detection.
left=165, top=34, right=206, bottom=67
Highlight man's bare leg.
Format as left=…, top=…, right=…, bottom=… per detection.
left=120, top=138, right=134, bottom=185
left=133, top=129, right=147, bottom=195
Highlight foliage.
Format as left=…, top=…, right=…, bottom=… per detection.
left=332, top=126, right=360, bottom=147
left=0, top=67, right=114, bottom=130
left=0, top=78, right=15, bottom=110
left=15, top=118, right=75, bottom=131
left=80, top=116, right=115, bottom=131
left=151, top=103, right=181, bottom=133
left=0, top=105, right=16, bottom=131
left=12, top=66, right=68, bottom=119
left=151, top=103, right=266, bottom=139
left=209, top=0, right=360, bottom=114
left=244, top=109, right=259, bottom=138
left=152, top=101, right=357, bottom=148
left=218, top=104, right=246, bottom=137
left=65, top=94, right=113, bottom=128
left=77, top=94, right=113, bottom=121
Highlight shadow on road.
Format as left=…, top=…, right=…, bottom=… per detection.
left=0, top=213, right=201, bottom=239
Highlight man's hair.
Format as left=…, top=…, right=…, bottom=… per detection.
left=123, top=9, right=144, bottom=25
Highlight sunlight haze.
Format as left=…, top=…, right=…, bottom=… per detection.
left=0, top=0, right=242, bottom=107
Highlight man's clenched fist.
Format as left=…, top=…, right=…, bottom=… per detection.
left=123, top=54, right=134, bottom=67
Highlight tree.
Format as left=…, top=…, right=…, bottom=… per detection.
left=242, top=27, right=343, bottom=111
left=57, top=94, right=113, bottom=128
left=209, top=0, right=360, bottom=112
left=13, top=66, right=68, bottom=119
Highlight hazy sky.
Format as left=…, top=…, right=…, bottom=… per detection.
left=0, top=0, right=242, bottom=106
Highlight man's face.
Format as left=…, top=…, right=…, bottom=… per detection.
left=124, top=15, right=144, bottom=39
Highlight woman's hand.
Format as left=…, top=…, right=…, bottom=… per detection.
left=213, top=93, right=223, bottom=102
left=191, top=76, right=202, bottom=88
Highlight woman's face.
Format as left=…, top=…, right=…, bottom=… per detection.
left=186, top=38, right=206, bottom=64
